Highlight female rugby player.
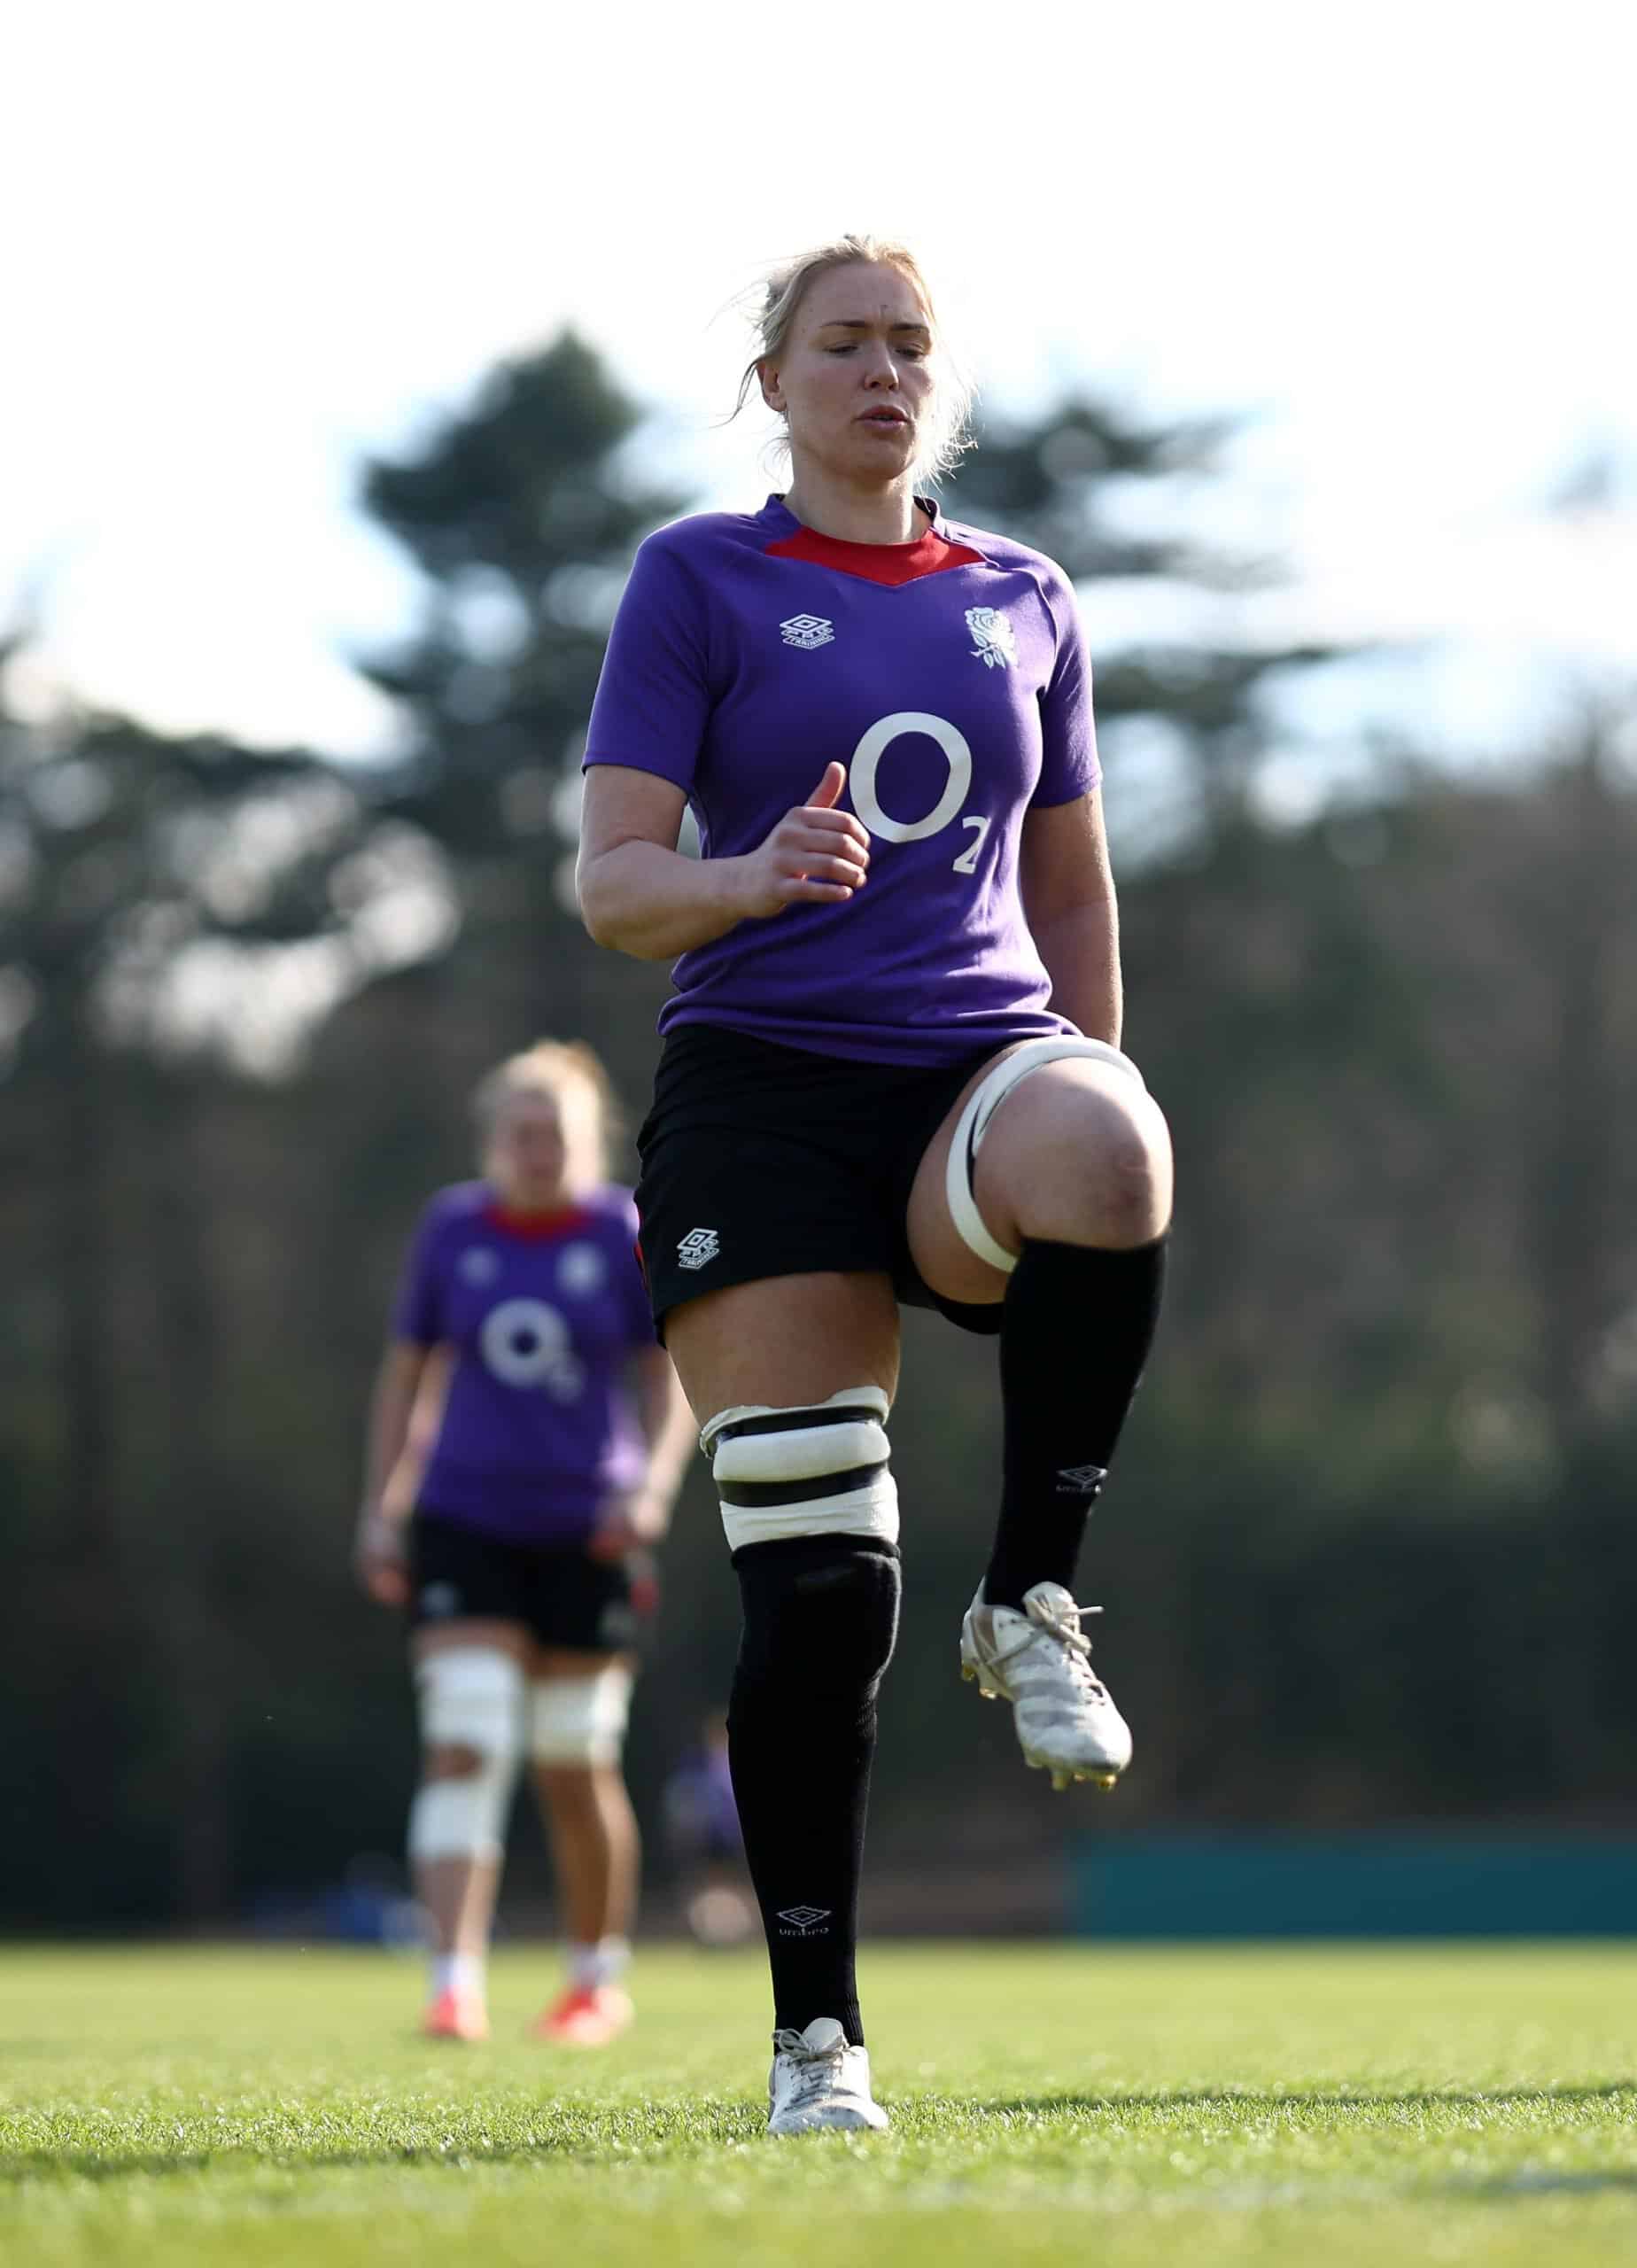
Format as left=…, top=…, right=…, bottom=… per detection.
left=577, top=238, right=1173, bottom=2130
left=355, top=1041, right=693, bottom=2045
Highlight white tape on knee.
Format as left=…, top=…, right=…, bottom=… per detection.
left=407, top=1647, right=524, bottom=1862
left=946, top=1037, right=1147, bottom=1276
left=529, top=1666, right=634, bottom=1767
left=701, top=1386, right=898, bottom=1553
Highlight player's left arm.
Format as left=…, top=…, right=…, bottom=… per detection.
left=1019, top=788, right=1121, bottom=1048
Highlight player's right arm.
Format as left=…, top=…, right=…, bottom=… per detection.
left=353, top=1340, right=435, bottom=1604
left=577, top=760, right=869, bottom=961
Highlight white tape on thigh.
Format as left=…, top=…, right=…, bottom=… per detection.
left=945, top=1037, right=1147, bottom=1276
left=408, top=1647, right=524, bottom=1862
left=702, top=1386, right=899, bottom=1552
left=529, top=1666, right=635, bottom=1767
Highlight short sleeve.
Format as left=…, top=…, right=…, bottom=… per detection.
left=583, top=532, right=714, bottom=792
left=390, top=1204, right=446, bottom=1347
left=1031, top=566, right=1101, bottom=808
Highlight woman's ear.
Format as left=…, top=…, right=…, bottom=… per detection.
left=758, top=360, right=784, bottom=414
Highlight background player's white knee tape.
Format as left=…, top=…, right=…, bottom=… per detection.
left=702, top=1386, right=899, bottom=1552
left=946, top=1037, right=1147, bottom=1276
left=407, top=1647, right=524, bottom=1862
left=529, top=1666, right=634, bottom=1767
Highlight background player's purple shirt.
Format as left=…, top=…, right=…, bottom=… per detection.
left=392, top=1182, right=655, bottom=1544
left=583, top=497, right=1101, bottom=1068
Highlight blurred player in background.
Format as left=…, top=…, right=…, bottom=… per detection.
left=663, top=1713, right=753, bottom=1946
left=354, top=1041, right=694, bottom=2045
left=578, top=237, right=1173, bottom=2130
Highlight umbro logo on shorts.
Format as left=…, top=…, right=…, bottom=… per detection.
left=776, top=1905, right=832, bottom=1935
left=780, top=613, right=834, bottom=649
left=1055, top=1463, right=1108, bottom=1495
left=677, top=1227, right=720, bottom=1270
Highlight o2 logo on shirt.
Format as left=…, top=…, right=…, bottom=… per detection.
left=849, top=711, right=990, bottom=875
left=478, top=1297, right=586, bottom=1402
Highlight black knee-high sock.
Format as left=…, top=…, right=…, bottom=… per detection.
left=725, top=1534, right=900, bottom=2048
left=984, top=1236, right=1168, bottom=1611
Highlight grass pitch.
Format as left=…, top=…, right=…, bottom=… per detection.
left=2, top=1943, right=1633, bottom=2266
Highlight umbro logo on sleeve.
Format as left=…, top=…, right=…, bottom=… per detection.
left=677, top=1227, right=721, bottom=1270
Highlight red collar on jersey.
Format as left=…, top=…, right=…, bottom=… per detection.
left=765, top=521, right=985, bottom=586
left=484, top=1201, right=593, bottom=1242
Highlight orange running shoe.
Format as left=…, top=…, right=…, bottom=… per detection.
left=531, top=1984, right=634, bottom=2046
left=423, top=1988, right=489, bottom=2042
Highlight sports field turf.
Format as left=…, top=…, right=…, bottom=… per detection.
left=2, top=1944, right=1633, bottom=2265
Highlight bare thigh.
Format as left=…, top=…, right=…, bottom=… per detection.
left=905, top=1045, right=1174, bottom=1309
left=663, top=1270, right=902, bottom=1424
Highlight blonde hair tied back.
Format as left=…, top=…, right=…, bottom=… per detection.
left=732, top=233, right=974, bottom=488
left=470, top=1039, right=622, bottom=1186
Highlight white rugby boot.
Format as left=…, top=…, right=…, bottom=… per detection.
left=767, top=2016, right=889, bottom=2134
left=960, top=1580, right=1133, bottom=1791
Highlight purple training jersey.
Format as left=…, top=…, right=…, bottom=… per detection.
left=583, top=496, right=1100, bottom=1068
left=392, top=1182, right=656, bottom=1545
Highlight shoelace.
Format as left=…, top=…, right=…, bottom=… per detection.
left=772, top=2030, right=850, bottom=2103
left=1024, top=1592, right=1110, bottom=1697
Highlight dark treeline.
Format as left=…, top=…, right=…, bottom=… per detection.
left=3, top=343, right=1633, bottom=1927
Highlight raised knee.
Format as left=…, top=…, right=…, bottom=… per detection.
left=1092, top=1098, right=1171, bottom=1242
left=1027, top=1087, right=1170, bottom=1247
left=958, top=1043, right=1171, bottom=1267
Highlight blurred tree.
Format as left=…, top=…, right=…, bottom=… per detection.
left=0, top=655, right=452, bottom=1918
left=950, top=398, right=1333, bottom=819
left=1525, top=707, right=1627, bottom=1455
left=361, top=335, right=681, bottom=847
left=356, top=333, right=685, bottom=1089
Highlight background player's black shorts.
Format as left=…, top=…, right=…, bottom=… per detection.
left=409, top=1511, right=640, bottom=1652
left=634, top=1022, right=1009, bottom=1338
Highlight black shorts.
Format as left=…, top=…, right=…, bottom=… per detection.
left=633, top=1022, right=1008, bottom=1337
left=409, top=1511, right=640, bottom=1652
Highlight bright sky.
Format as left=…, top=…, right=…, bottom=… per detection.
left=5, top=0, right=1633, bottom=775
